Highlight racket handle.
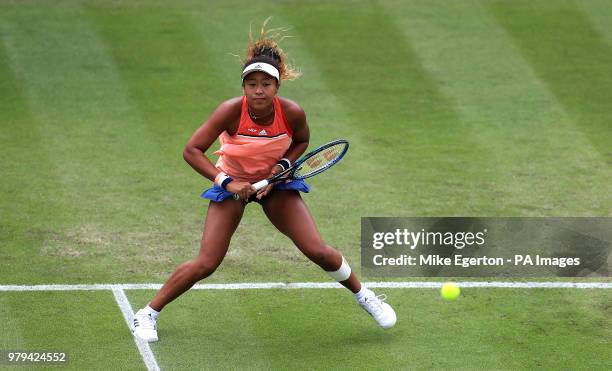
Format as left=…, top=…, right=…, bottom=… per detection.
left=231, top=179, right=269, bottom=200
left=252, top=179, right=269, bottom=191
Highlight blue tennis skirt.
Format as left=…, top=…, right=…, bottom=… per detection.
left=201, top=179, right=310, bottom=202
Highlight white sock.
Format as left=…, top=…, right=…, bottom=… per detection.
left=354, top=286, right=370, bottom=301
left=144, top=305, right=160, bottom=320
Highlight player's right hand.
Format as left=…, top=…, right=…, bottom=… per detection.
left=226, top=181, right=255, bottom=201
left=256, top=164, right=284, bottom=200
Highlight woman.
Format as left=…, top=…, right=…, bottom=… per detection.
left=132, top=27, right=396, bottom=342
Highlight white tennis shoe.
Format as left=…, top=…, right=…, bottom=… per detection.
left=358, top=290, right=397, bottom=329
left=131, top=309, right=158, bottom=342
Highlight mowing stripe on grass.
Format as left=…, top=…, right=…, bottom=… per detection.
left=112, top=289, right=160, bottom=371
left=384, top=0, right=610, bottom=215
left=580, top=0, right=612, bottom=48
left=84, top=3, right=224, bottom=156
left=0, top=11, right=74, bottom=225
left=1, top=282, right=610, bottom=291
left=487, top=1, right=612, bottom=162
left=0, top=3, right=175, bottom=226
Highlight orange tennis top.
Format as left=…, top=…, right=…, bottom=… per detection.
left=214, top=96, right=293, bottom=182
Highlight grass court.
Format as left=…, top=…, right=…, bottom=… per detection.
left=1, top=0, right=610, bottom=369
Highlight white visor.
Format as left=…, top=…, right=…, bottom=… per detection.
left=241, top=62, right=280, bottom=82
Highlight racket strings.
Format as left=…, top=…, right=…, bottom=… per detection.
left=294, top=144, right=346, bottom=178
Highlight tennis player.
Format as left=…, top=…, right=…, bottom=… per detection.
left=132, top=26, right=396, bottom=342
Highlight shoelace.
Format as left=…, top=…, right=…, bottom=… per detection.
left=363, top=294, right=387, bottom=316
left=134, top=313, right=156, bottom=330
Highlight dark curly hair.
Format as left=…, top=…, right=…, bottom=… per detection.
left=242, top=17, right=301, bottom=82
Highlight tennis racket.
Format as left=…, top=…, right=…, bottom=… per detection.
left=232, top=139, right=349, bottom=200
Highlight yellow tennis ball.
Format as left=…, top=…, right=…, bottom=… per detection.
left=441, top=282, right=461, bottom=301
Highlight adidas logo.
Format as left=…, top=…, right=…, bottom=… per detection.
left=254, top=64, right=261, bottom=69
left=258, top=129, right=268, bottom=136
left=248, top=128, right=258, bottom=133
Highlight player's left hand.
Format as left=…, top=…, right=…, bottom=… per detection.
left=256, top=164, right=284, bottom=200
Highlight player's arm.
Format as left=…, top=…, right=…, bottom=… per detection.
left=183, top=98, right=255, bottom=198
left=280, top=99, right=310, bottom=164
left=183, top=98, right=239, bottom=180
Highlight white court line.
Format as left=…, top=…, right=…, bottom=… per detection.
left=112, top=289, right=160, bottom=371
left=0, top=281, right=610, bottom=291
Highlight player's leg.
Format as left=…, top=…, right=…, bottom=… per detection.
left=149, top=199, right=245, bottom=310
left=261, top=191, right=396, bottom=329
left=261, top=190, right=359, bottom=291
left=132, top=199, right=246, bottom=342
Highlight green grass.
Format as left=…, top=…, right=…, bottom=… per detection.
left=0, top=291, right=144, bottom=370
left=0, top=289, right=592, bottom=370
left=0, top=0, right=611, bottom=369
left=2, top=288, right=609, bottom=370
left=0, top=0, right=610, bottom=283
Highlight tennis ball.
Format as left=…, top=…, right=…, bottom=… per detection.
left=441, top=282, right=460, bottom=301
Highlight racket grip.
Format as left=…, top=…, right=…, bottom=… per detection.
left=232, top=179, right=268, bottom=200
left=253, top=179, right=269, bottom=191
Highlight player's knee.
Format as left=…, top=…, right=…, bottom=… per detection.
left=308, top=245, right=337, bottom=269
left=190, top=259, right=219, bottom=280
